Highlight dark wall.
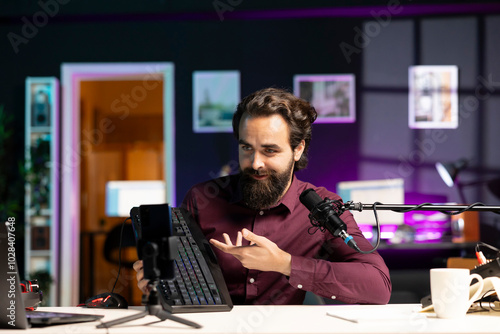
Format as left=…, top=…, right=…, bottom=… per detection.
left=1, top=2, right=500, bottom=247
left=0, top=10, right=361, bottom=201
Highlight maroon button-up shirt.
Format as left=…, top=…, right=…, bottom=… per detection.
left=181, top=174, right=391, bottom=305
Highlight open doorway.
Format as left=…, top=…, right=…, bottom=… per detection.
left=80, top=79, right=163, bottom=306
left=60, top=63, right=175, bottom=306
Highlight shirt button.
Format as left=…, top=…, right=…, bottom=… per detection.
left=259, top=210, right=264, bottom=215
left=331, top=296, right=336, bottom=299
left=297, top=284, right=303, bottom=289
left=249, top=278, right=255, bottom=283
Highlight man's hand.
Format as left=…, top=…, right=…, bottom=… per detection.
left=132, top=260, right=151, bottom=295
left=209, top=229, right=291, bottom=276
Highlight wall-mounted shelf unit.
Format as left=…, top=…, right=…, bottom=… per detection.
left=24, top=77, right=60, bottom=306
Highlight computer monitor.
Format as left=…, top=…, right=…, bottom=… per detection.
left=337, top=178, right=405, bottom=227
left=105, top=180, right=166, bottom=217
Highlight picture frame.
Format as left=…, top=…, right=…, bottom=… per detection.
left=293, top=74, right=356, bottom=123
left=193, top=70, right=240, bottom=133
left=408, top=65, right=459, bottom=129
left=26, top=77, right=58, bottom=128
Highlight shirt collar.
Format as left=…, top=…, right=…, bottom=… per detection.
left=278, top=175, right=300, bottom=213
left=229, top=174, right=244, bottom=204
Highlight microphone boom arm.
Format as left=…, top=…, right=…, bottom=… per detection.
left=344, top=202, right=500, bottom=214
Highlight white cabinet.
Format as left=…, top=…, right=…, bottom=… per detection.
left=24, top=77, right=60, bottom=306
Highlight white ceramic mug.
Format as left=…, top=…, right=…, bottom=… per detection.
left=430, top=268, right=484, bottom=319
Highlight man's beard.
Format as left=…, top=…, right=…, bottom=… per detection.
left=240, top=159, right=294, bottom=210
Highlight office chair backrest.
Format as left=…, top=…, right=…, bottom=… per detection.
left=103, top=223, right=137, bottom=268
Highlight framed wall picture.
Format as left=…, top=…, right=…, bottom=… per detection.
left=293, top=74, right=356, bottom=123
left=193, top=70, right=240, bottom=133
left=26, top=77, right=58, bottom=128
left=408, top=65, right=459, bottom=129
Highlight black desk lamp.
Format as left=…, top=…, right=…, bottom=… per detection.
left=435, top=158, right=500, bottom=203
left=435, top=158, right=468, bottom=188
left=487, top=178, right=500, bottom=199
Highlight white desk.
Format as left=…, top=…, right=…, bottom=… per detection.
left=5, top=304, right=500, bottom=334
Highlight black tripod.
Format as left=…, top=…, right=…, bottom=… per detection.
left=96, top=241, right=201, bottom=329
left=96, top=281, right=201, bottom=329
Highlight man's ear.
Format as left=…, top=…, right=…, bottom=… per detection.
left=293, top=140, right=305, bottom=161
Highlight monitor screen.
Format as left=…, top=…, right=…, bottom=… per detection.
left=105, top=180, right=166, bottom=217
left=337, top=178, right=405, bottom=226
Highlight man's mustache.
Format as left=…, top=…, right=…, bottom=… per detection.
left=243, top=168, right=268, bottom=176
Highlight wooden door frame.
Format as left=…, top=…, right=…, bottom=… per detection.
left=60, top=62, right=175, bottom=306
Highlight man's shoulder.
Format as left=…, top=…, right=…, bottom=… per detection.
left=189, top=174, right=238, bottom=190
left=182, top=174, right=241, bottom=213
left=184, top=174, right=239, bottom=202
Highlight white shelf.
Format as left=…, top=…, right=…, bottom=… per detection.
left=30, top=126, right=52, bottom=133
left=25, top=76, right=60, bottom=306
left=30, top=250, right=52, bottom=257
left=28, top=208, right=52, bottom=217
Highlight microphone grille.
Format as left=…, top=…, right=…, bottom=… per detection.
left=299, top=188, right=323, bottom=211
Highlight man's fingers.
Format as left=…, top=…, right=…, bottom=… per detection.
left=136, top=269, right=143, bottom=282
left=222, top=233, right=233, bottom=246
left=242, top=228, right=266, bottom=246
left=236, top=231, right=243, bottom=246
left=138, top=278, right=150, bottom=294
left=214, top=230, right=258, bottom=249
left=210, top=238, right=230, bottom=252
left=133, top=259, right=152, bottom=295
left=210, top=238, right=249, bottom=255
left=138, top=278, right=149, bottom=289
left=133, top=260, right=143, bottom=272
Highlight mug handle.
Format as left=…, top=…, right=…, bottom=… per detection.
left=467, top=273, right=484, bottom=308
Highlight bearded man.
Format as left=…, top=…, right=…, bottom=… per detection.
left=135, top=88, right=391, bottom=305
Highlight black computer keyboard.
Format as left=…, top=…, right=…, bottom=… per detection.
left=131, top=204, right=233, bottom=313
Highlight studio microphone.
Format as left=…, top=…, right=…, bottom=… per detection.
left=299, top=188, right=361, bottom=252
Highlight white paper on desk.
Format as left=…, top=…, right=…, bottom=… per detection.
left=421, top=277, right=500, bottom=313
left=327, top=307, right=425, bottom=323
left=470, top=276, right=500, bottom=299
